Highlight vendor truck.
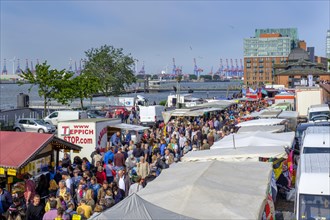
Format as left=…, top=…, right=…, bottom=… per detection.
left=57, top=118, right=120, bottom=159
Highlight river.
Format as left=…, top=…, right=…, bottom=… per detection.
left=0, top=81, right=241, bottom=110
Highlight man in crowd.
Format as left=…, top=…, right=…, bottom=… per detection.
left=25, top=195, right=44, bottom=220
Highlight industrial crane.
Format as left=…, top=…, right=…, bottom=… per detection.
left=15, top=59, right=21, bottom=74
left=139, top=61, right=145, bottom=75
left=2, top=59, right=8, bottom=75
left=193, top=58, right=203, bottom=78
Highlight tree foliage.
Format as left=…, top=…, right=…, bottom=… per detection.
left=19, top=62, right=73, bottom=116
left=189, top=74, right=198, bottom=80
left=84, top=45, right=136, bottom=96
left=67, top=71, right=100, bottom=109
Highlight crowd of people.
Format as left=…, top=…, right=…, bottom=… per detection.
left=0, top=100, right=269, bottom=220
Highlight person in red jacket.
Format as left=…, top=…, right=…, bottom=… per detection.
left=95, top=166, right=106, bottom=185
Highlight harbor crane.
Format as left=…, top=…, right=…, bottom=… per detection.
left=172, top=58, right=182, bottom=76
left=25, top=59, right=29, bottom=72
left=30, top=61, right=35, bottom=74
left=2, top=59, right=8, bottom=75
left=193, top=58, right=203, bottom=79
left=139, top=61, right=146, bottom=75
left=15, top=59, right=21, bottom=74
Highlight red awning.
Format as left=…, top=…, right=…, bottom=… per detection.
left=0, top=131, right=53, bottom=169
left=0, top=131, right=81, bottom=169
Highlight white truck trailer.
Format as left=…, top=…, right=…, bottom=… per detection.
left=139, top=105, right=165, bottom=126
left=57, top=118, right=120, bottom=159
left=295, top=153, right=330, bottom=220
left=295, top=87, right=324, bottom=117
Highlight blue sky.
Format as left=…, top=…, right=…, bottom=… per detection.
left=1, top=1, right=329, bottom=74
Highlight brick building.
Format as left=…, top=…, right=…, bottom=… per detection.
left=243, top=28, right=298, bottom=86
left=274, top=48, right=329, bottom=88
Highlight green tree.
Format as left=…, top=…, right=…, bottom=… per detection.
left=19, top=62, right=73, bottom=116
left=67, top=71, right=100, bottom=109
left=189, top=74, right=197, bottom=80
left=200, top=75, right=212, bottom=81
left=151, top=74, right=159, bottom=80
left=84, top=45, right=136, bottom=96
left=213, top=74, right=220, bottom=80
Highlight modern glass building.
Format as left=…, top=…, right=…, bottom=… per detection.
left=243, top=28, right=298, bottom=85
left=244, top=37, right=291, bottom=57
left=255, top=28, right=299, bottom=48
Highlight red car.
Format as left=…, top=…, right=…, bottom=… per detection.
left=113, top=107, right=129, bottom=116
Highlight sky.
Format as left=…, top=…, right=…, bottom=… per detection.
left=1, top=0, right=329, bottom=75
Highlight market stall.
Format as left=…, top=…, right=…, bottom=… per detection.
left=138, top=160, right=274, bottom=219
left=0, top=131, right=81, bottom=191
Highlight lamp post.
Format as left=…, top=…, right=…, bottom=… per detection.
left=176, top=74, right=182, bottom=108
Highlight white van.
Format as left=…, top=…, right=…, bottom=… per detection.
left=307, top=104, right=330, bottom=122
left=44, top=111, right=88, bottom=127
left=295, top=153, right=330, bottom=220
left=301, top=127, right=330, bottom=154
left=139, top=105, right=165, bottom=126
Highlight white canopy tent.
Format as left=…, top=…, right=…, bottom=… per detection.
left=237, top=125, right=285, bottom=134
left=162, top=100, right=235, bottom=123
left=236, top=118, right=286, bottom=127
left=110, top=123, right=150, bottom=131
left=139, top=160, right=273, bottom=219
left=211, top=131, right=295, bottom=150
left=89, top=193, right=193, bottom=220
left=181, top=145, right=287, bottom=162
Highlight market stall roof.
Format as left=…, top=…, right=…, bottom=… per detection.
left=109, top=123, right=150, bottom=131
left=0, top=131, right=82, bottom=169
left=181, top=145, right=287, bottom=162
left=211, top=131, right=295, bottom=150
left=139, top=160, right=272, bottom=219
left=236, top=118, right=286, bottom=127
left=162, top=100, right=235, bottom=123
left=90, top=193, right=193, bottom=220
left=278, top=111, right=299, bottom=118
left=237, top=125, right=285, bottom=133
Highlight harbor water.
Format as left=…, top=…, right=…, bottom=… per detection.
left=0, top=81, right=241, bottom=110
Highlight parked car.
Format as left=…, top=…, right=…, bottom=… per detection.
left=13, top=118, right=56, bottom=133
left=44, top=111, right=88, bottom=127
left=87, top=110, right=106, bottom=118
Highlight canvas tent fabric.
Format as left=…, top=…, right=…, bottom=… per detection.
left=236, top=118, right=286, bottom=127
left=89, top=193, right=193, bottom=220
left=162, top=100, right=235, bottom=123
left=139, top=160, right=273, bottom=219
left=110, top=123, right=150, bottom=131
left=211, top=131, right=295, bottom=150
left=181, top=145, right=287, bottom=162
left=237, top=125, right=285, bottom=133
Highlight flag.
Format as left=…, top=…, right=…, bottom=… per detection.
left=249, top=87, right=256, bottom=94
left=242, top=88, right=246, bottom=96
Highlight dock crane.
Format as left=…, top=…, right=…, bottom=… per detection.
left=193, top=58, right=203, bottom=79
left=235, top=59, right=239, bottom=78
left=2, top=59, right=8, bottom=75
left=30, top=61, right=35, bottom=74
left=15, top=59, right=21, bottom=74
left=139, top=61, right=145, bottom=75
left=225, top=59, right=229, bottom=79
left=172, top=58, right=182, bottom=76
left=25, top=59, right=29, bottom=72
left=230, top=59, right=235, bottom=78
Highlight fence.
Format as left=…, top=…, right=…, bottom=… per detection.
left=0, top=108, right=43, bottom=131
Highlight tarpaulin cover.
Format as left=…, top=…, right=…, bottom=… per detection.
left=139, top=160, right=272, bottom=219
left=237, top=125, right=285, bottom=133
left=212, top=131, right=295, bottom=149
left=89, top=193, right=193, bottom=220
left=181, top=145, right=287, bottom=162
left=236, top=118, right=286, bottom=127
